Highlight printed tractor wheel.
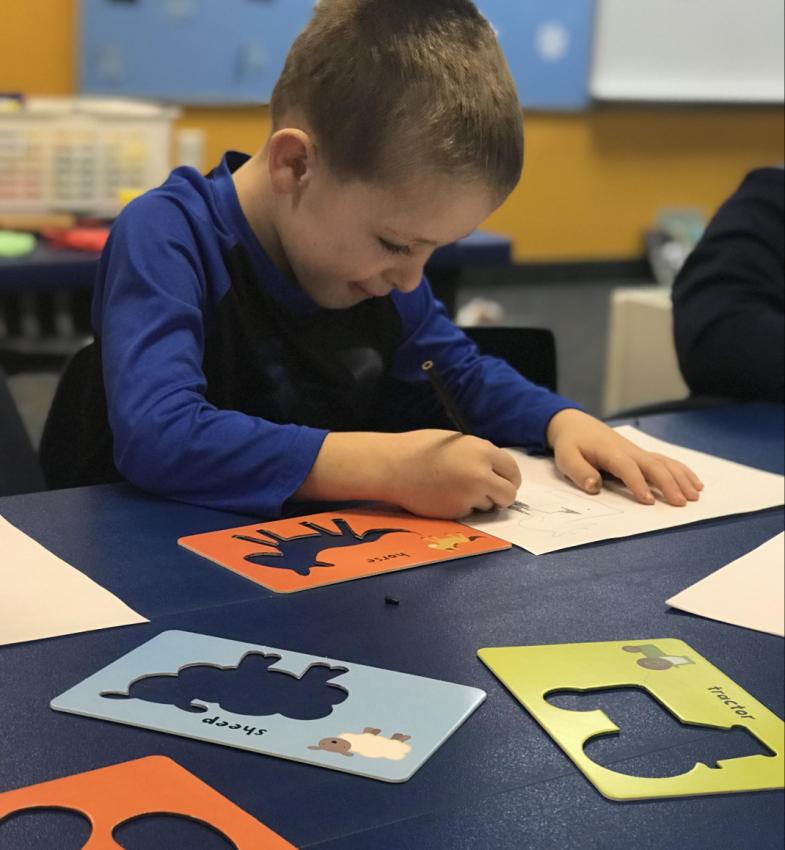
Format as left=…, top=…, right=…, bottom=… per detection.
left=622, top=646, right=642, bottom=653
left=637, top=657, right=673, bottom=671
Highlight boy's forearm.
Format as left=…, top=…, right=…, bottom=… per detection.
left=294, top=432, right=401, bottom=504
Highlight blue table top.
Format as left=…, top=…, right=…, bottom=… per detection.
left=0, top=484, right=270, bottom=619
left=0, top=403, right=783, bottom=849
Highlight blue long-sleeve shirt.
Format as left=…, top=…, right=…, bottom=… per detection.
left=45, top=152, right=577, bottom=517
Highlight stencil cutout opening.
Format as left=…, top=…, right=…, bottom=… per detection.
left=100, top=652, right=350, bottom=720
left=0, top=806, right=92, bottom=849
left=546, top=686, right=777, bottom=778
left=114, top=812, right=237, bottom=849
left=235, top=518, right=411, bottom=575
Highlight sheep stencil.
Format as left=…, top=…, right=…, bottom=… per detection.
left=100, top=653, right=349, bottom=720
left=234, top=518, right=411, bottom=576
left=309, top=728, right=413, bottom=761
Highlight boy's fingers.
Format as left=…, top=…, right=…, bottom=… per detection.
left=492, top=449, right=522, bottom=489
left=472, top=495, right=496, bottom=514
left=488, top=475, right=519, bottom=509
left=684, top=463, right=705, bottom=491
left=603, top=453, right=656, bottom=505
left=666, top=460, right=702, bottom=501
left=639, top=456, right=687, bottom=506
left=556, top=446, right=604, bottom=496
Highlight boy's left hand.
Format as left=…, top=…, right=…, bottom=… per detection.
left=546, top=409, right=704, bottom=507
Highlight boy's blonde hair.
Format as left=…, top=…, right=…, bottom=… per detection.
left=271, top=0, right=523, bottom=197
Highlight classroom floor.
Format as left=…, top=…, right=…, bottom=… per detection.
left=7, top=274, right=653, bottom=450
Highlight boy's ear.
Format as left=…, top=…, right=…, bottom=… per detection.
left=268, top=129, right=316, bottom=195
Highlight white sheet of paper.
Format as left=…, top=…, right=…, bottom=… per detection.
left=467, top=426, right=785, bottom=556
left=666, top=533, right=785, bottom=637
left=0, top=515, right=147, bottom=647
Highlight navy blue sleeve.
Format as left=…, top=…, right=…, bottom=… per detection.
left=672, top=167, right=785, bottom=403
left=388, top=280, right=580, bottom=449
left=93, top=195, right=328, bottom=517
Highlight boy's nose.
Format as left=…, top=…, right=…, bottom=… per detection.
left=387, top=266, right=425, bottom=294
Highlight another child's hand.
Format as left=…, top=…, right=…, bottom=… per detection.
left=546, top=409, right=704, bottom=506
left=391, top=430, right=522, bottom=519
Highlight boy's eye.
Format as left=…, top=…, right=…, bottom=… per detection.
left=378, top=237, right=412, bottom=256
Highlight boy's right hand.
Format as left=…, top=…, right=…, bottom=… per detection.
left=388, top=430, right=522, bottom=519
left=296, top=430, right=521, bottom=520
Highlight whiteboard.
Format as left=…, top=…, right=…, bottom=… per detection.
left=591, top=0, right=785, bottom=103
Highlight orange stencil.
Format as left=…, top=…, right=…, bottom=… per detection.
left=178, top=508, right=511, bottom=593
left=0, top=756, right=296, bottom=849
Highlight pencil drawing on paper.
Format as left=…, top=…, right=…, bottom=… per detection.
left=508, top=491, right=623, bottom=538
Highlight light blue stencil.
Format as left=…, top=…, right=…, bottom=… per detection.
left=51, top=631, right=486, bottom=783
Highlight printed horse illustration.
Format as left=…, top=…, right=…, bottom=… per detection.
left=234, top=518, right=411, bottom=576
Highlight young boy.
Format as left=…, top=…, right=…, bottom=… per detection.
left=42, top=0, right=702, bottom=519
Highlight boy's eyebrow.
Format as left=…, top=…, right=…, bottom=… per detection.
left=385, top=228, right=474, bottom=247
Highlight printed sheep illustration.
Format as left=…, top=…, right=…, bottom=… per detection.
left=308, top=727, right=412, bottom=761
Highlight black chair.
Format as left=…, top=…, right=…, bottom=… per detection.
left=39, top=342, right=117, bottom=491
left=0, top=285, right=93, bottom=376
left=461, top=325, right=558, bottom=392
left=0, top=368, right=45, bottom=496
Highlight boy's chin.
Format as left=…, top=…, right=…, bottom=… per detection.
left=316, top=282, right=373, bottom=310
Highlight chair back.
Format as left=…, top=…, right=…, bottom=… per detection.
left=0, top=370, right=45, bottom=496
left=461, top=326, right=558, bottom=392
left=39, top=342, right=119, bottom=491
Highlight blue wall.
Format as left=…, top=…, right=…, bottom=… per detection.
left=478, top=1, right=594, bottom=110
left=80, top=0, right=594, bottom=110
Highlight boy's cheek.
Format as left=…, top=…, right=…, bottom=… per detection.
left=294, top=269, right=357, bottom=308
left=290, top=244, right=383, bottom=294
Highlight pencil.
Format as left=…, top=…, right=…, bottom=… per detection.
left=421, top=360, right=472, bottom=435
